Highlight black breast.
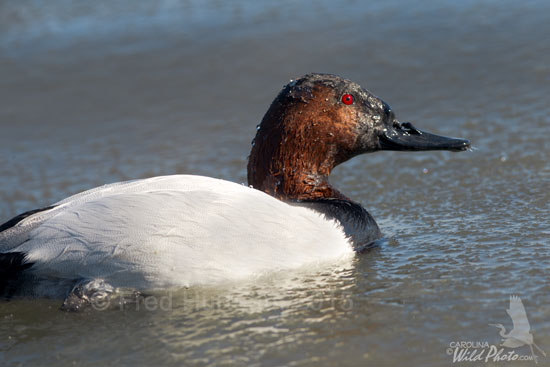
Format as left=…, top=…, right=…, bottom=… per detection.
left=293, top=198, right=382, bottom=251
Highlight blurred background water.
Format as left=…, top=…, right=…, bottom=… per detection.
left=1, top=0, right=549, bottom=366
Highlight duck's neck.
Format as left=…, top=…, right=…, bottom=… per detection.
left=247, top=113, right=352, bottom=201
left=247, top=146, right=348, bottom=202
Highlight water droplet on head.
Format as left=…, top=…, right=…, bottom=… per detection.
left=256, top=124, right=261, bottom=131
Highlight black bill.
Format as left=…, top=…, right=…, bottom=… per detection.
left=380, top=122, right=470, bottom=152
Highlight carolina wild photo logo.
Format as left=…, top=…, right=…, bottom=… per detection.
left=447, top=295, right=546, bottom=364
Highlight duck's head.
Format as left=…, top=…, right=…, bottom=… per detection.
left=247, top=73, right=470, bottom=201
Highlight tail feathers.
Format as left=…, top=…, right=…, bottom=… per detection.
left=0, top=252, right=34, bottom=298
left=0, top=252, right=33, bottom=277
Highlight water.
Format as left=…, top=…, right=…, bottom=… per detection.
left=1, top=0, right=549, bottom=366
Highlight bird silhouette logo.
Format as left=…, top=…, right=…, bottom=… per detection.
left=489, top=295, right=546, bottom=364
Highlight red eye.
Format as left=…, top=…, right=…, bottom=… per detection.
left=342, top=94, right=353, bottom=105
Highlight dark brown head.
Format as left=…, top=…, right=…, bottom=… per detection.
left=247, top=73, right=470, bottom=201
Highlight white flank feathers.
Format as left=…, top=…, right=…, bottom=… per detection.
left=1, top=175, right=352, bottom=293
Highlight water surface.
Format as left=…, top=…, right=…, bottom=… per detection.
left=1, top=0, right=549, bottom=366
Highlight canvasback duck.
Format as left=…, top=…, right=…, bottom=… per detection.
left=0, top=73, right=469, bottom=302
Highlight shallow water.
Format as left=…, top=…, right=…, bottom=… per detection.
left=1, top=0, right=549, bottom=366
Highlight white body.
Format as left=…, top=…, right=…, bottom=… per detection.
left=1, top=175, right=352, bottom=293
